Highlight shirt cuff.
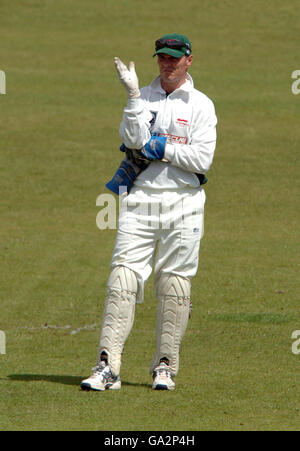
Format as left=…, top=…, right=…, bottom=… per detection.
left=125, top=97, right=143, bottom=111
left=164, top=143, right=175, bottom=162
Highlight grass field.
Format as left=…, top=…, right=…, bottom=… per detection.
left=0, top=0, right=299, bottom=431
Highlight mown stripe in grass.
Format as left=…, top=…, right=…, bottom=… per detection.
left=208, top=312, right=295, bottom=324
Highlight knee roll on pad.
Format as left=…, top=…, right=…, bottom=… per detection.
left=150, top=274, right=191, bottom=376
left=107, top=265, right=138, bottom=293
left=98, top=266, right=138, bottom=375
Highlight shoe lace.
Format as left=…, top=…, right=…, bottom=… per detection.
left=156, top=363, right=172, bottom=380
left=91, top=361, right=112, bottom=381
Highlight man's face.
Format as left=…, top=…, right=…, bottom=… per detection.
left=157, top=53, right=193, bottom=89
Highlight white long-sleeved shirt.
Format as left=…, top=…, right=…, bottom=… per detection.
left=119, top=73, right=217, bottom=189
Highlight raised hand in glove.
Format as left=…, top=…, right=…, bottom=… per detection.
left=114, top=57, right=140, bottom=99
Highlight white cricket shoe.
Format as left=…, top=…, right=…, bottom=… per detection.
left=152, top=362, right=175, bottom=391
left=81, top=361, right=121, bottom=391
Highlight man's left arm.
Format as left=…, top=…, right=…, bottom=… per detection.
left=140, top=100, right=217, bottom=173
left=164, top=101, right=217, bottom=174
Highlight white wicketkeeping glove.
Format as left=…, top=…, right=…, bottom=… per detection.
left=114, top=57, right=140, bottom=99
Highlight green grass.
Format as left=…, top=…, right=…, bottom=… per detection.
left=0, top=0, right=299, bottom=431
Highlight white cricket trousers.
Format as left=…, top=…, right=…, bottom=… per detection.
left=98, top=185, right=206, bottom=375
left=111, top=186, right=206, bottom=302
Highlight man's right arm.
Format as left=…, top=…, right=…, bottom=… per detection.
left=119, top=96, right=153, bottom=149
left=114, top=57, right=152, bottom=149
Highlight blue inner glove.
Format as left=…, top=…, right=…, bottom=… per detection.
left=106, top=159, right=137, bottom=195
left=141, top=135, right=167, bottom=160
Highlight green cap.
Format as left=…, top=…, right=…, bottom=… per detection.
left=153, top=33, right=192, bottom=58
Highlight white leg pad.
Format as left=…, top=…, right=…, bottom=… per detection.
left=98, top=265, right=137, bottom=375
left=149, top=274, right=191, bottom=376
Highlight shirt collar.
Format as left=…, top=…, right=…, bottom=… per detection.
left=150, top=73, right=194, bottom=95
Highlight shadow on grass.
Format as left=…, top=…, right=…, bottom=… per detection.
left=6, top=374, right=151, bottom=389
